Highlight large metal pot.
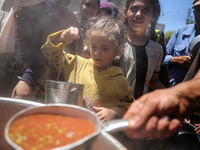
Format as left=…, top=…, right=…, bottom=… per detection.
left=4, top=104, right=128, bottom=150
left=0, top=97, right=127, bottom=150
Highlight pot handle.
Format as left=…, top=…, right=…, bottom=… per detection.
left=101, top=119, right=129, bottom=133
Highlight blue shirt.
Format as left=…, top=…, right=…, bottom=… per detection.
left=164, top=24, right=200, bottom=85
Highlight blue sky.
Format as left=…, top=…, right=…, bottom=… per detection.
left=101, top=0, right=193, bottom=33
left=157, top=0, right=193, bottom=33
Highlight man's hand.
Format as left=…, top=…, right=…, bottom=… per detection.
left=123, top=87, right=189, bottom=139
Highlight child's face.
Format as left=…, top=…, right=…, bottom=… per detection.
left=89, top=34, right=119, bottom=72
left=82, top=0, right=99, bottom=19
left=125, top=0, right=155, bottom=32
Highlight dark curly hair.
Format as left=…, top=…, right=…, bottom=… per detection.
left=124, top=0, right=161, bottom=40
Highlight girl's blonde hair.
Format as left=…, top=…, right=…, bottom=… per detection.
left=84, top=16, right=126, bottom=54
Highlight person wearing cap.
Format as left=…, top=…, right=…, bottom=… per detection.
left=164, top=0, right=200, bottom=86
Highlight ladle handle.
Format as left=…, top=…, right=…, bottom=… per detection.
left=74, top=39, right=79, bottom=83
left=102, top=119, right=129, bottom=133
left=56, top=45, right=69, bottom=81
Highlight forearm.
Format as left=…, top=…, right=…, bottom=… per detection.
left=173, top=78, right=200, bottom=114
left=41, top=31, right=68, bottom=71
left=169, top=56, right=180, bottom=65
left=169, top=56, right=188, bottom=65
left=169, top=55, right=191, bottom=68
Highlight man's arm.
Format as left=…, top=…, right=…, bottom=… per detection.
left=123, top=70, right=200, bottom=139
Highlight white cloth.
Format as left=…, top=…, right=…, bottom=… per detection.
left=0, top=0, right=45, bottom=53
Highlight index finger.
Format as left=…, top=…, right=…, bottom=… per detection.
left=11, top=89, right=16, bottom=98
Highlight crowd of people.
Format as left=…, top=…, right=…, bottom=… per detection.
left=1, top=0, right=200, bottom=148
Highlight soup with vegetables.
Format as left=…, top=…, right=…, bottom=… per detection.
left=8, top=114, right=96, bottom=150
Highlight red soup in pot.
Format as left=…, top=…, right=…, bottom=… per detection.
left=8, top=114, right=96, bottom=150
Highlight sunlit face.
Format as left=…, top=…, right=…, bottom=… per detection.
left=193, top=6, right=200, bottom=30
left=125, top=0, right=155, bottom=32
left=82, top=0, right=99, bottom=19
left=89, top=35, right=119, bottom=72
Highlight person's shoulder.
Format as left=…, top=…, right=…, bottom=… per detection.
left=148, top=39, right=163, bottom=50
left=147, top=39, right=163, bottom=56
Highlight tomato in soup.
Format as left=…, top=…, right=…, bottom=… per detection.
left=8, top=114, right=96, bottom=150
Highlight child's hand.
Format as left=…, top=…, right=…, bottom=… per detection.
left=60, top=27, right=80, bottom=43
left=93, top=106, right=117, bottom=122
left=11, top=80, right=31, bottom=99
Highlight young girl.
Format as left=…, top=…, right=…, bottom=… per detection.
left=41, top=17, right=134, bottom=122
left=120, top=0, right=165, bottom=99
left=79, top=0, right=100, bottom=26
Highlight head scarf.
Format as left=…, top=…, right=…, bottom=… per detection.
left=100, top=1, right=112, bottom=15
